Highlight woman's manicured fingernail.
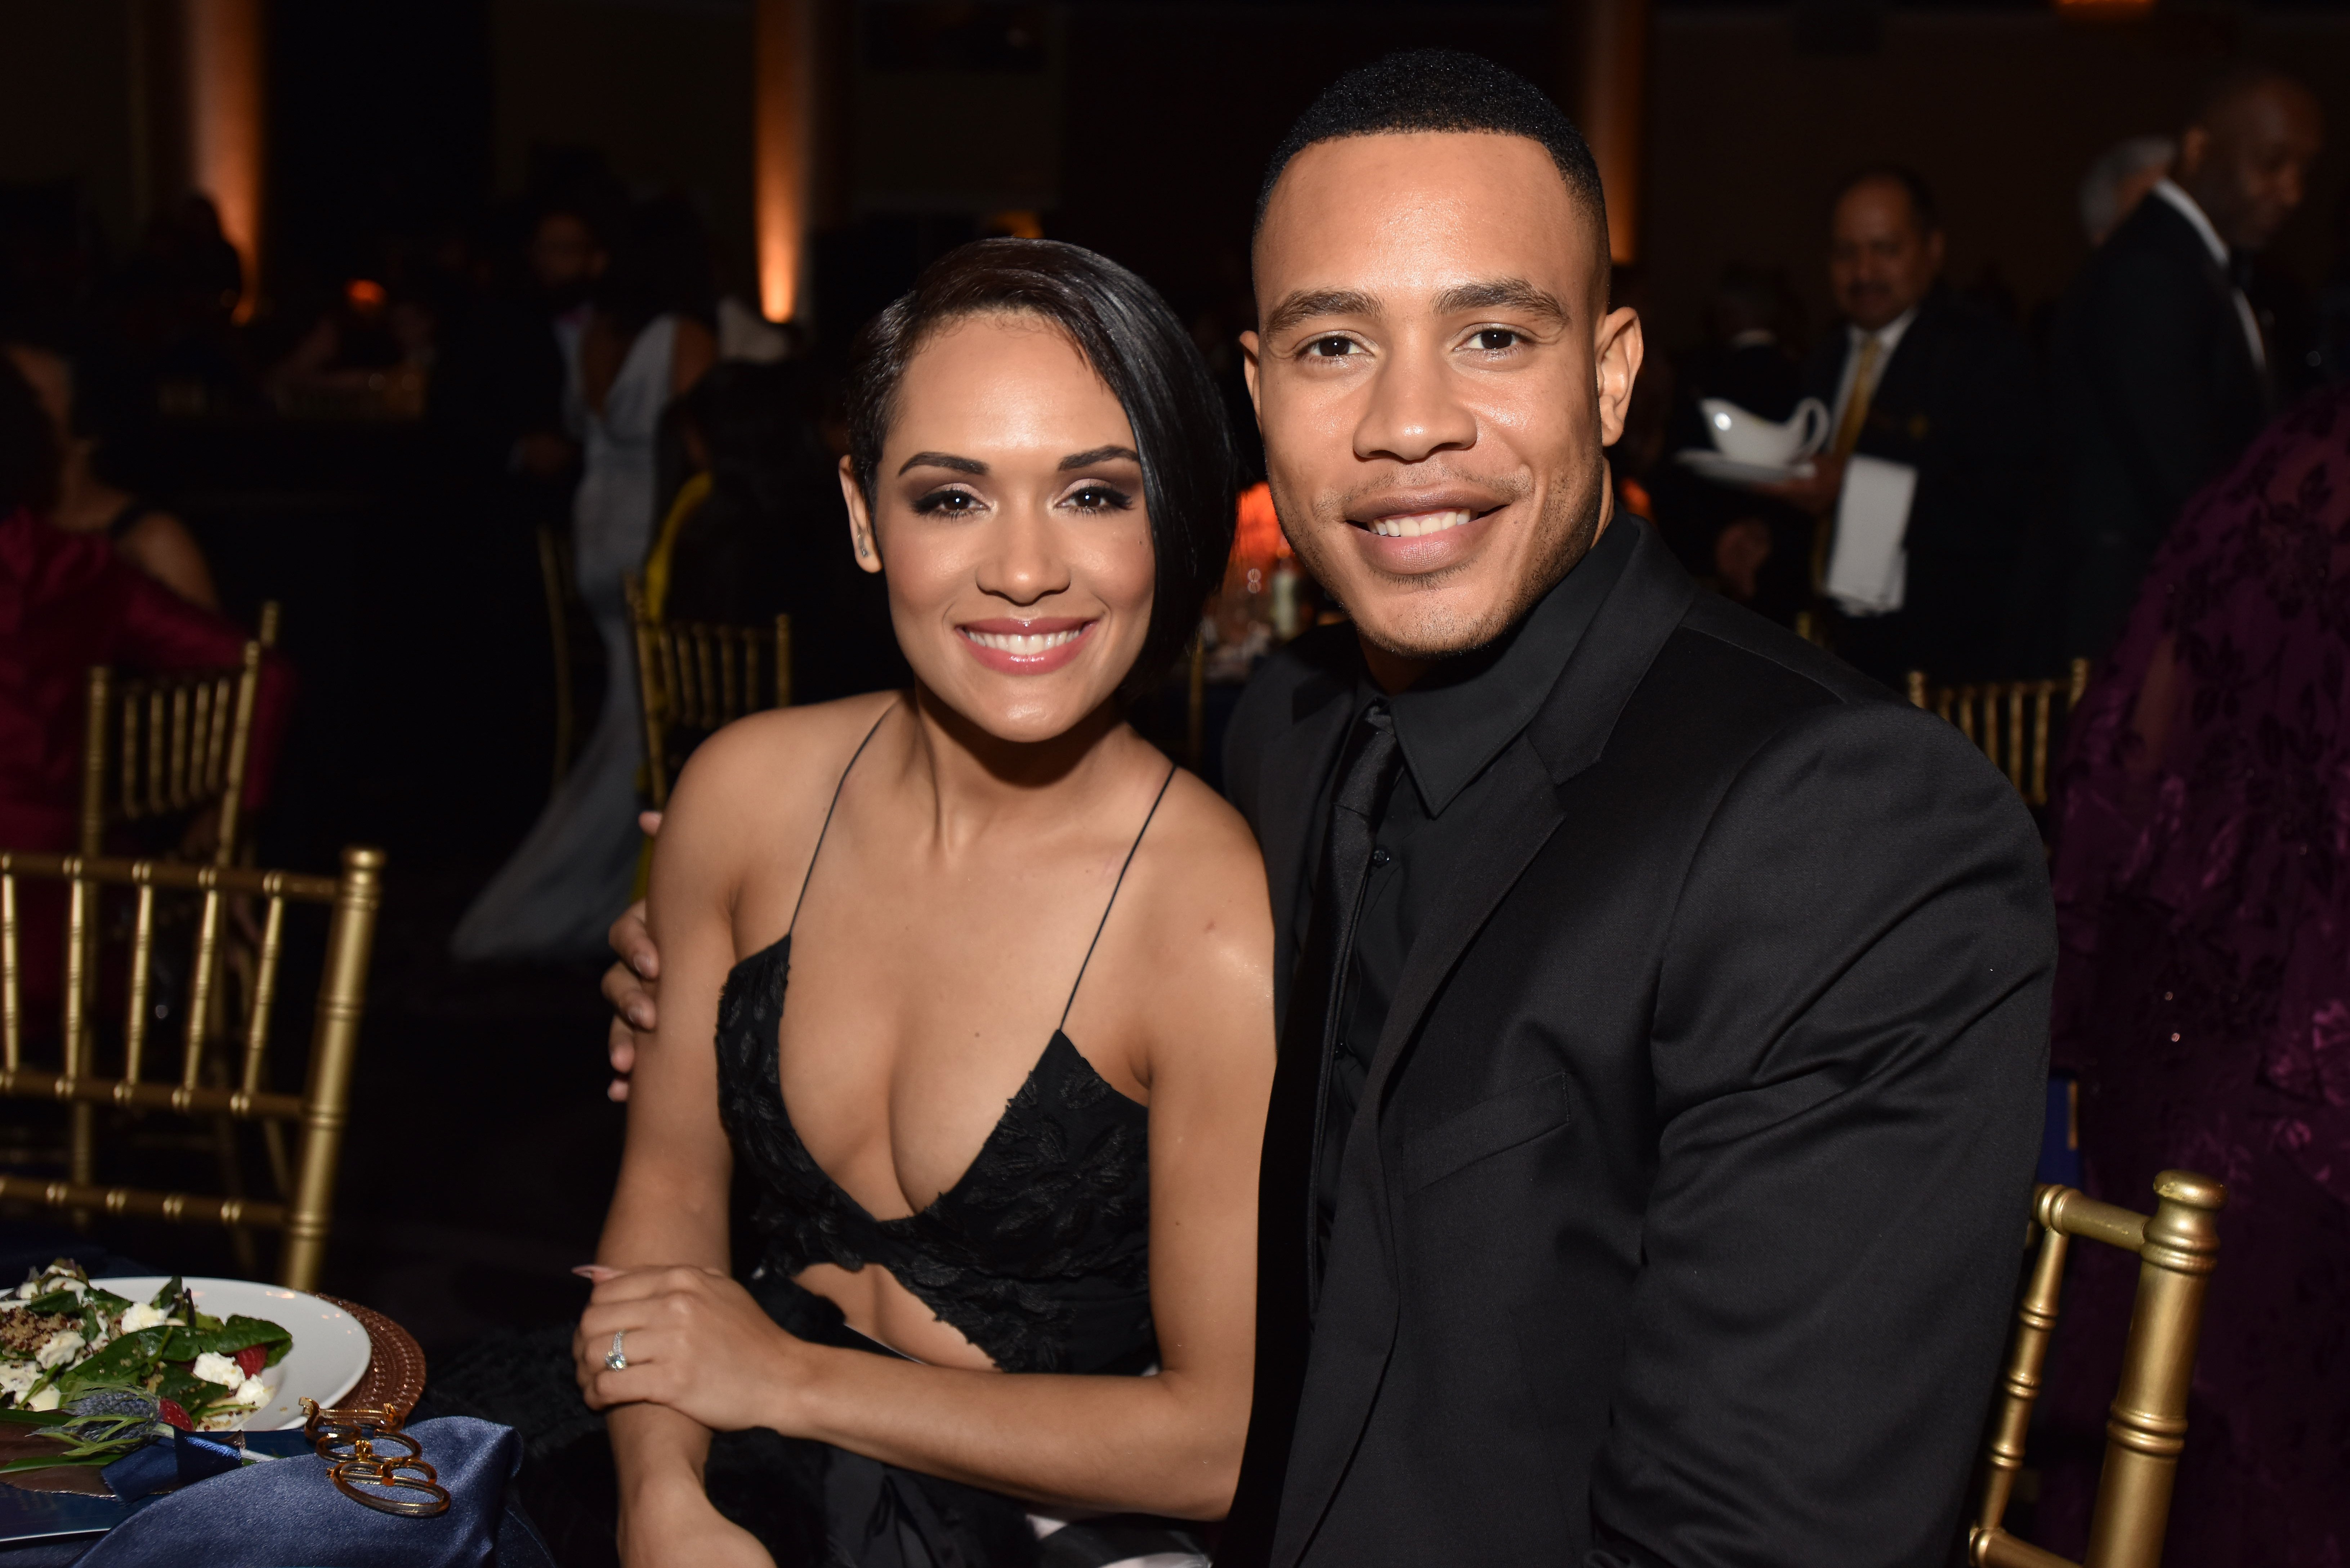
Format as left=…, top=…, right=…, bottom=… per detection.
left=572, top=1265, right=618, bottom=1281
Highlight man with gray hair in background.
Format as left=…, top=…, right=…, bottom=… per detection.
left=2078, top=134, right=2175, bottom=248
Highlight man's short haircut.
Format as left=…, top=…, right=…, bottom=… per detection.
left=1254, top=50, right=1606, bottom=245
left=2189, top=65, right=2314, bottom=132
left=1831, top=165, right=1942, bottom=236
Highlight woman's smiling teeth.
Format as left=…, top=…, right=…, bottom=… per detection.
left=1368, top=509, right=1474, bottom=539
left=962, top=626, right=1086, bottom=654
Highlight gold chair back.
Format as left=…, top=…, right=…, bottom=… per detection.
left=1969, top=1170, right=2227, bottom=1568
left=625, top=574, right=791, bottom=810
left=0, top=847, right=383, bottom=1293
left=1907, top=659, right=2092, bottom=808
left=80, top=600, right=280, bottom=865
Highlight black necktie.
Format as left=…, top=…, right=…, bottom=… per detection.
left=1224, top=700, right=1403, bottom=1565
left=1297, top=703, right=1402, bottom=1311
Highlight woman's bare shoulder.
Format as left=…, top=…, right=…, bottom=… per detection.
left=660, top=691, right=901, bottom=846
left=120, top=511, right=220, bottom=611
left=1125, top=763, right=1273, bottom=978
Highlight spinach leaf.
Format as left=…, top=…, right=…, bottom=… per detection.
left=145, top=1277, right=183, bottom=1312
left=179, top=1316, right=291, bottom=1367
left=57, top=1327, right=172, bottom=1393
left=154, top=1365, right=211, bottom=1415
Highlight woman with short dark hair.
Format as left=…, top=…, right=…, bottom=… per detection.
left=468, top=241, right=1269, bottom=1567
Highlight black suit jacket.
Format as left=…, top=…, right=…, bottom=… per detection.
left=1220, top=521, right=2052, bottom=1567
left=1801, top=291, right=2040, bottom=680
left=2050, top=193, right=2274, bottom=659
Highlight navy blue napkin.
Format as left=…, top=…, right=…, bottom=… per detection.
left=98, top=1430, right=245, bottom=1501
left=73, top=1417, right=519, bottom=1568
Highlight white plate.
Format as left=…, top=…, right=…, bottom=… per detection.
left=1675, top=448, right=1817, bottom=487
left=90, top=1277, right=370, bottom=1432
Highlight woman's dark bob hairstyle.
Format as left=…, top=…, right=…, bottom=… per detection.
left=843, top=238, right=1238, bottom=702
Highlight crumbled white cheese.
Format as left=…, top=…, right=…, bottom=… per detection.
left=55, top=1281, right=86, bottom=1301
left=191, top=1351, right=244, bottom=1387
left=118, top=1302, right=169, bottom=1334
left=25, top=1386, right=58, bottom=1411
left=0, top=1363, right=38, bottom=1401
left=34, top=1332, right=84, bottom=1370
left=231, top=1376, right=269, bottom=1407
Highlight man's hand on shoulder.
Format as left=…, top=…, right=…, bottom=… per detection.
left=604, top=811, right=663, bottom=1102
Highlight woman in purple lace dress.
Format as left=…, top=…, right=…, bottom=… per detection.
left=2043, top=385, right=2350, bottom=1562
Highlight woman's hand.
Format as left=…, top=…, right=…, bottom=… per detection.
left=619, top=1477, right=775, bottom=1568
left=576, top=1265, right=810, bottom=1435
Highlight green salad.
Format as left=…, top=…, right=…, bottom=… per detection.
left=0, top=1261, right=292, bottom=1430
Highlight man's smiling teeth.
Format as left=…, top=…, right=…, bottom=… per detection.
left=964, top=627, right=1085, bottom=654
left=1368, top=509, right=1474, bottom=539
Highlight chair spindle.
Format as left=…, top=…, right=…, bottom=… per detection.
left=0, top=870, right=17, bottom=1071
left=124, top=879, right=156, bottom=1083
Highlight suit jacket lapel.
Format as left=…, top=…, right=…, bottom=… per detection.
left=2147, top=198, right=2268, bottom=401
left=1266, top=522, right=1696, bottom=1565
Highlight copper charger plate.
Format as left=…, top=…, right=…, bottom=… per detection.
left=0, top=1295, right=426, bottom=1497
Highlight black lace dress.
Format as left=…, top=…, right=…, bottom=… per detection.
left=428, top=719, right=1205, bottom=1568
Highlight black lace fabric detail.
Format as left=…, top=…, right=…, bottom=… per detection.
left=714, top=936, right=1156, bottom=1376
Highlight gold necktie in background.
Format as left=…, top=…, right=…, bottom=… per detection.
left=1832, top=335, right=1884, bottom=460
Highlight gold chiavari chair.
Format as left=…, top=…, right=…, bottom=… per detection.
left=79, top=600, right=280, bottom=865
left=1969, top=1170, right=2226, bottom=1568
left=1907, top=659, right=2093, bottom=809
left=625, top=574, right=792, bottom=810
left=0, top=847, right=384, bottom=1293
left=68, top=605, right=281, bottom=1208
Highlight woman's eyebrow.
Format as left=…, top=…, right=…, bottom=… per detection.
left=1058, top=444, right=1141, bottom=471
left=898, top=451, right=987, bottom=476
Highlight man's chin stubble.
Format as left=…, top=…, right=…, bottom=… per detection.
left=1302, top=473, right=1607, bottom=663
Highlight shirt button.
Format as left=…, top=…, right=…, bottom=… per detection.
left=1370, top=847, right=1392, bottom=867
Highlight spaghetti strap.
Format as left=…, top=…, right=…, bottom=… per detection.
left=1059, top=763, right=1181, bottom=1030
left=786, top=703, right=896, bottom=935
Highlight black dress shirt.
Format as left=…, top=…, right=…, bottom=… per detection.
left=1312, top=516, right=1635, bottom=1268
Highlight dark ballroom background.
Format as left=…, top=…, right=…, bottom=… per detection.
left=2, top=0, right=2349, bottom=1557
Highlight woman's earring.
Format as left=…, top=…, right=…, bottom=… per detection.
left=855, top=537, right=870, bottom=559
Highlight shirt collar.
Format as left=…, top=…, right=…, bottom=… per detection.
left=2151, top=179, right=2230, bottom=269
left=1846, top=304, right=1918, bottom=357
left=1370, top=512, right=1636, bottom=817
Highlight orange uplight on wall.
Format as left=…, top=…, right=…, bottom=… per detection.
left=754, top=0, right=811, bottom=325
left=184, top=0, right=266, bottom=320
left=1230, top=483, right=1292, bottom=575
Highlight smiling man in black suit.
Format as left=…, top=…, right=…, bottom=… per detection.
left=1216, top=53, right=2051, bottom=1567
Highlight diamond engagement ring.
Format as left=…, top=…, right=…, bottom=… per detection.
left=606, top=1330, right=629, bottom=1372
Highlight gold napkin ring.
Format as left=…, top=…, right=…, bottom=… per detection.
left=299, top=1397, right=451, bottom=1518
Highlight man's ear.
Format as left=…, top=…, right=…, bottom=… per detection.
left=1926, top=229, right=1949, bottom=279
left=1239, top=330, right=1264, bottom=422
left=1593, top=307, right=1645, bottom=449
left=839, top=456, right=881, bottom=576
